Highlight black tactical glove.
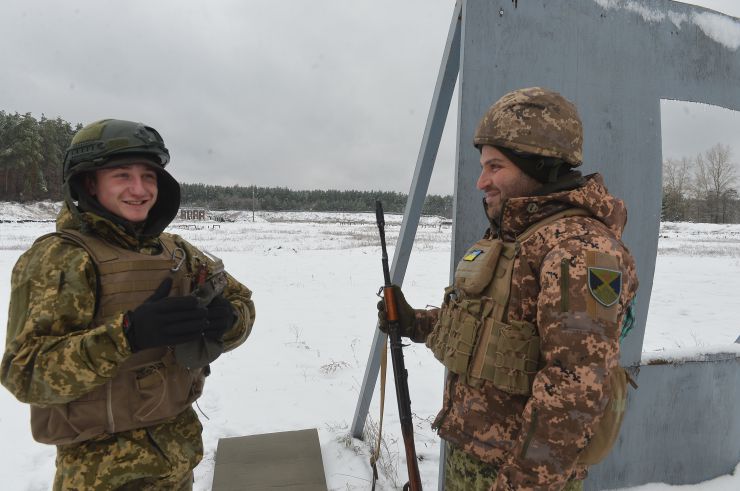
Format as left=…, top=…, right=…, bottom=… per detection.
left=204, top=294, right=235, bottom=341
left=376, top=285, right=416, bottom=338
left=123, top=277, right=209, bottom=352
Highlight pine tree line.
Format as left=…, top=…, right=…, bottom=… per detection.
left=0, top=113, right=453, bottom=216
left=179, top=183, right=453, bottom=217
left=0, top=111, right=80, bottom=201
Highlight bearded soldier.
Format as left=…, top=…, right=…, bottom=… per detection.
left=379, top=87, right=638, bottom=490
left=2, top=119, right=255, bottom=490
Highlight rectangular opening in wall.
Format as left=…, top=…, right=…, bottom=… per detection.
left=645, top=100, right=740, bottom=357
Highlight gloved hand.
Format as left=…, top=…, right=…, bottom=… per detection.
left=376, top=285, right=416, bottom=338
left=204, top=294, right=235, bottom=341
left=123, top=277, right=209, bottom=352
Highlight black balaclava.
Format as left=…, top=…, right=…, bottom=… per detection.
left=495, top=146, right=584, bottom=195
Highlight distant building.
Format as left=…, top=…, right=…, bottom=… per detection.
left=179, top=207, right=206, bottom=220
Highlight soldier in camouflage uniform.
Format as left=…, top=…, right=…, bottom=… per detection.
left=379, top=87, right=638, bottom=490
left=1, top=119, right=256, bottom=490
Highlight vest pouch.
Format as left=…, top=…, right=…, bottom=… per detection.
left=454, top=239, right=503, bottom=295
left=486, top=319, right=540, bottom=396
left=31, top=389, right=107, bottom=445
left=426, top=286, right=457, bottom=362
left=133, top=362, right=169, bottom=422
left=132, top=360, right=199, bottom=423
left=577, top=365, right=631, bottom=465
left=442, top=299, right=483, bottom=376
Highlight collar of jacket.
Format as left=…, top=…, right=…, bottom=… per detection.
left=56, top=202, right=163, bottom=252
left=489, top=173, right=628, bottom=241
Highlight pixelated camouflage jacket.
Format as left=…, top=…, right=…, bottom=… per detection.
left=413, top=174, right=638, bottom=491
left=2, top=203, right=255, bottom=438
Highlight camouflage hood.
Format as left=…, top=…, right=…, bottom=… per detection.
left=492, top=173, right=627, bottom=241
left=56, top=201, right=163, bottom=251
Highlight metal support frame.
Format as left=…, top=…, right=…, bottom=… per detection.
left=350, top=0, right=462, bottom=440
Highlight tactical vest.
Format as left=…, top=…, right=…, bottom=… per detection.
left=426, top=209, right=632, bottom=464
left=30, top=229, right=206, bottom=446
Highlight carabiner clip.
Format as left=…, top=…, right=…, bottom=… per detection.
left=171, top=247, right=186, bottom=272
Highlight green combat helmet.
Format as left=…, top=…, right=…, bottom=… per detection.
left=63, top=119, right=170, bottom=181
left=473, top=87, right=583, bottom=167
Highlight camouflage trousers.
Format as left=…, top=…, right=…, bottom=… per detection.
left=444, top=442, right=584, bottom=491
left=54, top=452, right=194, bottom=491
left=53, top=409, right=202, bottom=490
left=110, top=472, right=192, bottom=491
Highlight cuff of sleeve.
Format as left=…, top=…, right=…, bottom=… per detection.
left=410, top=308, right=439, bottom=343
left=222, top=301, right=251, bottom=351
left=110, top=313, right=134, bottom=355
left=78, top=314, right=132, bottom=378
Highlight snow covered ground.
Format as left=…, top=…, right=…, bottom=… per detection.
left=0, top=203, right=738, bottom=490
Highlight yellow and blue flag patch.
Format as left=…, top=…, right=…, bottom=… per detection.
left=463, top=249, right=484, bottom=261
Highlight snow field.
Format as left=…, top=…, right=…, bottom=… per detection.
left=0, top=208, right=738, bottom=489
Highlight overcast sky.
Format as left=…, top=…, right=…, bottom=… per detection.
left=1, top=0, right=739, bottom=195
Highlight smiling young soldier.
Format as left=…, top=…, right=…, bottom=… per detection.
left=1, top=119, right=255, bottom=490
left=378, top=87, right=638, bottom=490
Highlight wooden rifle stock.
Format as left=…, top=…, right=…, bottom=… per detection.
left=375, top=200, right=423, bottom=491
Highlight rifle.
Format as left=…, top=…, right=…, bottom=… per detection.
left=375, top=200, right=423, bottom=491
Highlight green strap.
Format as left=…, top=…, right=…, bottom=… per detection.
left=619, top=298, right=636, bottom=344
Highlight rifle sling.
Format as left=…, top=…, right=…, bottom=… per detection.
left=370, top=332, right=389, bottom=490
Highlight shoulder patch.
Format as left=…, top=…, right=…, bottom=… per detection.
left=588, top=267, right=622, bottom=307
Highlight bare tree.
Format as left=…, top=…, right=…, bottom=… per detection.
left=662, top=157, right=692, bottom=221
left=692, top=143, right=738, bottom=223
